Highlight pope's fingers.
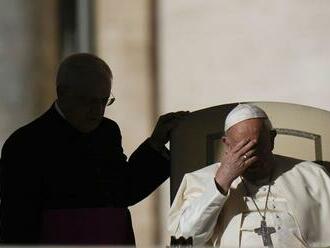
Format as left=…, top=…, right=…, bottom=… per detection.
left=237, top=140, right=257, bottom=157
left=231, top=138, right=250, bottom=153
left=236, top=148, right=256, bottom=164
left=242, top=155, right=258, bottom=169
left=244, top=149, right=256, bottom=159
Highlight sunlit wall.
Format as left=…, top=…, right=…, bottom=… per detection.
left=157, top=0, right=330, bottom=244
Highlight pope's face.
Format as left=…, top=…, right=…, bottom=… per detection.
left=225, top=118, right=275, bottom=181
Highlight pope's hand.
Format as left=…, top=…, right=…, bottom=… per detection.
left=215, top=139, right=257, bottom=194
left=149, top=111, right=190, bottom=150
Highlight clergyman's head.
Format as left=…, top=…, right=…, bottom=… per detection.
left=222, top=104, right=276, bottom=181
left=56, top=53, right=113, bottom=133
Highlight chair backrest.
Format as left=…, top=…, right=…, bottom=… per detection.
left=170, top=101, right=330, bottom=202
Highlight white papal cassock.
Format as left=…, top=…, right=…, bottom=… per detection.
left=169, top=155, right=330, bottom=247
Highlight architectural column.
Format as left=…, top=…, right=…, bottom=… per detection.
left=0, top=0, right=58, bottom=147
left=95, top=0, right=161, bottom=245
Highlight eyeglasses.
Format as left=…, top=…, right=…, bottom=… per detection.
left=68, top=93, right=116, bottom=107
left=106, top=93, right=116, bottom=106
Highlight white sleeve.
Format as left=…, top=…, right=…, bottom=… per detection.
left=169, top=175, right=229, bottom=246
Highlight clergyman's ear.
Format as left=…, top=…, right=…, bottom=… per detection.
left=270, top=129, right=277, bottom=151
left=222, top=136, right=230, bottom=146
left=56, top=83, right=69, bottom=99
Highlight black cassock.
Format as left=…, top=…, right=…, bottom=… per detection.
left=0, top=104, right=169, bottom=244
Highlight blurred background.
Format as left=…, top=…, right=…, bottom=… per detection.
left=1, top=0, right=330, bottom=246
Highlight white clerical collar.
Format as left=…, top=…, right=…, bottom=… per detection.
left=54, top=101, right=66, bottom=120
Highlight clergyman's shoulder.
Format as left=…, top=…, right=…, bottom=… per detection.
left=101, top=117, right=120, bottom=131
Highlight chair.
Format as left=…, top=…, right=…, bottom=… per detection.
left=170, top=101, right=330, bottom=202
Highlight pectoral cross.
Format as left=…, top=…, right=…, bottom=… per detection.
left=254, top=219, right=276, bottom=247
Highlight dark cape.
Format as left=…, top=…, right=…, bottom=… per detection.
left=0, top=104, right=170, bottom=244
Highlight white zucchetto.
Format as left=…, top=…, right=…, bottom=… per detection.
left=224, top=104, right=272, bottom=132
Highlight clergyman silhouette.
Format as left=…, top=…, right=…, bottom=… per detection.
left=0, top=53, right=188, bottom=245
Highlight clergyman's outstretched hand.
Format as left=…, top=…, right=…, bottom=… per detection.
left=149, top=111, right=189, bottom=150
